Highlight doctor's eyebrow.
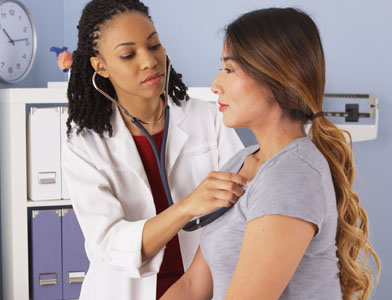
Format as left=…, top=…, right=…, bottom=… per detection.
left=114, top=31, right=158, bottom=49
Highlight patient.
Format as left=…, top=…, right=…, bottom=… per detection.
left=161, top=7, right=380, bottom=300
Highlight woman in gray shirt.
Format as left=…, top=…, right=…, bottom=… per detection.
left=161, top=7, right=379, bottom=300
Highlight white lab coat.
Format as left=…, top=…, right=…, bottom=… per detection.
left=62, top=97, right=243, bottom=300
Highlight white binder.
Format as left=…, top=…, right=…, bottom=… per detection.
left=27, top=107, right=62, bottom=200
left=60, top=107, right=70, bottom=199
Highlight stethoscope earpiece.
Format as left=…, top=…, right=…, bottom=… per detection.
left=164, top=53, right=171, bottom=105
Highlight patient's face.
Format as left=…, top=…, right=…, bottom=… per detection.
left=211, top=45, right=277, bottom=130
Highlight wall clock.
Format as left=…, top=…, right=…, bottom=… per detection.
left=0, top=0, right=37, bottom=83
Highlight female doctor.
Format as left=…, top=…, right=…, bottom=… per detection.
left=62, top=0, right=245, bottom=299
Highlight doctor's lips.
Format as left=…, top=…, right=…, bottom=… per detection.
left=218, top=101, right=229, bottom=112
left=142, top=73, right=163, bottom=85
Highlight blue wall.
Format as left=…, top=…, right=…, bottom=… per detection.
left=1, top=0, right=391, bottom=299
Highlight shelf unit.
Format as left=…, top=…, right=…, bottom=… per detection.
left=0, top=87, right=70, bottom=300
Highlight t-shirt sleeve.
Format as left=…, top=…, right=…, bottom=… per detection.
left=245, top=157, right=327, bottom=235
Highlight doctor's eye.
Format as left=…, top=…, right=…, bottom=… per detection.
left=120, top=53, right=136, bottom=60
left=149, top=43, right=162, bottom=50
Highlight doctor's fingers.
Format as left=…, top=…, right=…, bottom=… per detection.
left=211, top=190, right=240, bottom=204
left=213, top=198, right=236, bottom=208
left=205, top=178, right=245, bottom=197
left=208, top=171, right=249, bottom=186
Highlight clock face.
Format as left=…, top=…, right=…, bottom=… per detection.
left=0, top=0, right=36, bottom=83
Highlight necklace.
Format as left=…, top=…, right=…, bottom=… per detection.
left=138, top=98, right=165, bottom=124
left=121, top=99, right=165, bottom=135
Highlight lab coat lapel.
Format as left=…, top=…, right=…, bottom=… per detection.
left=110, top=105, right=151, bottom=190
left=166, top=100, right=188, bottom=178
left=109, top=101, right=188, bottom=187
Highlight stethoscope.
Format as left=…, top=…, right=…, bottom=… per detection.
left=92, top=55, right=232, bottom=231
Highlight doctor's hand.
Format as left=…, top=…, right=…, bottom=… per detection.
left=179, top=171, right=249, bottom=218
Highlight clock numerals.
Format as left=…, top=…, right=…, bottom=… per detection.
left=0, top=1, right=36, bottom=83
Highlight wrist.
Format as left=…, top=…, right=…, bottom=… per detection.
left=175, top=196, right=194, bottom=220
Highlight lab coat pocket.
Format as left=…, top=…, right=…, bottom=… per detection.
left=189, top=149, right=219, bottom=186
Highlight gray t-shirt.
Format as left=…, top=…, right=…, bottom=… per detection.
left=200, top=137, right=342, bottom=300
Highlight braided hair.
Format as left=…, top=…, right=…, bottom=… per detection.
left=67, top=0, right=189, bottom=137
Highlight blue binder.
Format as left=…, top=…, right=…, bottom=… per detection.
left=30, top=209, right=63, bottom=300
left=61, top=208, right=90, bottom=299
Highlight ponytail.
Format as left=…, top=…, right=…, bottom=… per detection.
left=309, top=117, right=380, bottom=299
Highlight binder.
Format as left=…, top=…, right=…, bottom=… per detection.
left=60, top=107, right=70, bottom=199
left=27, top=107, right=62, bottom=200
left=62, top=208, right=89, bottom=299
left=30, top=209, right=63, bottom=300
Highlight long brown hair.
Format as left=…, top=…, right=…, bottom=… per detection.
left=225, top=7, right=380, bottom=299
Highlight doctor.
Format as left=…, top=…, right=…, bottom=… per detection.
left=62, top=0, right=245, bottom=299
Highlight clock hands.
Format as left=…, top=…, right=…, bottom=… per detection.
left=0, top=1, right=36, bottom=84
left=1, top=29, right=27, bottom=45
left=2, top=28, right=15, bottom=46
left=11, top=38, right=28, bottom=43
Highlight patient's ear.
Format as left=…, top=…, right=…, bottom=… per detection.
left=90, top=56, right=108, bottom=78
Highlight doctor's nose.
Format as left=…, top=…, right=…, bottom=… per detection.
left=140, top=52, right=157, bottom=70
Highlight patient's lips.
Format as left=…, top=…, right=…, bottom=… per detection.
left=218, top=101, right=229, bottom=112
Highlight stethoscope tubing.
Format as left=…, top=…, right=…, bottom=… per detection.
left=131, top=106, right=173, bottom=207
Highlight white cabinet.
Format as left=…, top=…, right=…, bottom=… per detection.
left=0, top=87, right=71, bottom=300
left=27, top=107, right=62, bottom=201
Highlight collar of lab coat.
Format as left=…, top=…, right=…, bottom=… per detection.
left=108, top=98, right=188, bottom=179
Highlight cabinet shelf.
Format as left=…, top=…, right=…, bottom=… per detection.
left=0, top=87, right=69, bottom=300
left=27, top=199, right=72, bottom=207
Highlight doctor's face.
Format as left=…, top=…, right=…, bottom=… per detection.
left=92, top=11, right=167, bottom=102
left=211, top=45, right=278, bottom=130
